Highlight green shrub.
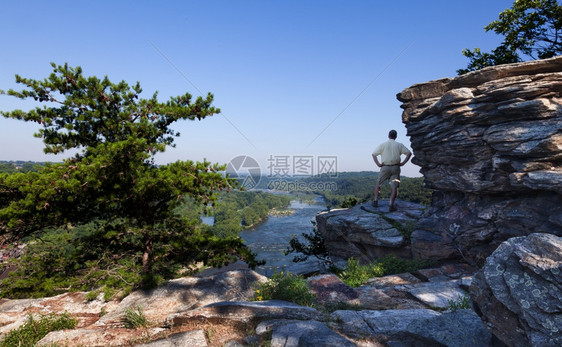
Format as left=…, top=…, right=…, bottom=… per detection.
left=338, top=258, right=384, bottom=287
left=103, top=286, right=117, bottom=301
left=0, top=313, right=77, bottom=347
left=0, top=225, right=143, bottom=300
left=252, top=271, right=316, bottom=307
left=375, top=254, right=433, bottom=275
left=340, top=196, right=358, bottom=208
left=284, top=225, right=333, bottom=266
left=447, top=294, right=471, bottom=311
left=85, top=289, right=100, bottom=301
left=122, top=305, right=148, bottom=329
left=338, top=255, right=432, bottom=287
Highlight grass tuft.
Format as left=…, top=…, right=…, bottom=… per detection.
left=252, top=271, right=316, bottom=307
left=337, top=255, right=432, bottom=287
left=122, top=305, right=149, bottom=329
left=0, top=313, right=77, bottom=347
left=447, top=294, right=471, bottom=311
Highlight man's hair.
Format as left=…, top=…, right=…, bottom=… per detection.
left=388, top=130, right=397, bottom=139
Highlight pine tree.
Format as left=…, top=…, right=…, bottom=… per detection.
left=0, top=63, right=258, bottom=297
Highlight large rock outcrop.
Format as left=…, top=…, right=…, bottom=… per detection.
left=397, top=56, right=562, bottom=265
left=470, top=233, right=562, bottom=347
left=315, top=200, right=424, bottom=264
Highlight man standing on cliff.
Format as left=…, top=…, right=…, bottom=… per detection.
left=372, top=129, right=412, bottom=212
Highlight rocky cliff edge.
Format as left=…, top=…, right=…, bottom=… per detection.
left=397, top=56, right=562, bottom=265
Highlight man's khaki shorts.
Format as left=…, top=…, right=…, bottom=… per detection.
left=377, top=165, right=401, bottom=189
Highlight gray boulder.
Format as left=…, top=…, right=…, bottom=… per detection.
left=470, top=233, right=562, bottom=347
left=332, top=309, right=440, bottom=339
left=331, top=309, right=491, bottom=346
left=257, top=319, right=356, bottom=347
left=316, top=201, right=424, bottom=263
left=167, top=300, right=321, bottom=326
left=398, top=309, right=492, bottom=347
left=396, top=279, right=469, bottom=309
left=133, top=330, right=207, bottom=347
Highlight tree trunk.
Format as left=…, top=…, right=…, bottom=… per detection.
left=142, top=240, right=152, bottom=273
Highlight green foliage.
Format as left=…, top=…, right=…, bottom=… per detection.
left=284, top=225, right=333, bottom=266
left=395, top=177, right=433, bottom=206
left=207, top=191, right=291, bottom=238
left=0, top=63, right=259, bottom=298
left=85, top=290, right=99, bottom=301
left=0, top=162, right=42, bottom=174
left=255, top=172, right=432, bottom=208
left=252, top=271, right=316, bottom=307
left=122, top=305, right=149, bottom=329
left=447, top=294, right=472, bottom=311
left=0, top=163, right=17, bottom=174
left=173, top=197, right=206, bottom=223
left=340, top=196, right=358, bottom=208
left=457, top=46, right=520, bottom=74
left=458, top=0, right=562, bottom=74
left=0, top=313, right=77, bottom=347
left=309, top=173, right=432, bottom=208
left=338, top=258, right=383, bottom=287
left=338, top=255, right=432, bottom=287
left=374, top=254, right=433, bottom=276
left=0, top=225, right=143, bottom=299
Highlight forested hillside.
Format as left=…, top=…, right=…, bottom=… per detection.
left=318, top=172, right=432, bottom=208
left=0, top=161, right=44, bottom=173
left=176, top=191, right=291, bottom=238
left=258, top=172, right=432, bottom=208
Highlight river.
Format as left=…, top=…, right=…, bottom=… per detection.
left=239, top=195, right=327, bottom=276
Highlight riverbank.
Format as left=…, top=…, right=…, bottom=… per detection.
left=268, top=207, right=295, bottom=216
left=239, top=196, right=327, bottom=276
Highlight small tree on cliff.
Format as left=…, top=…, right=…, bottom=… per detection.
left=458, top=0, right=562, bottom=74
left=0, top=63, right=257, bottom=297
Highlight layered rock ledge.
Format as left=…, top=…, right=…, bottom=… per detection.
left=397, top=56, right=562, bottom=265
left=316, top=200, right=424, bottom=264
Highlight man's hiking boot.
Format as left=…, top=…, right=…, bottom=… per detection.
left=389, top=205, right=397, bottom=212
left=372, top=200, right=378, bottom=208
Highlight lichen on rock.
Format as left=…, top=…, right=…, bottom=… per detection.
left=470, top=233, right=562, bottom=347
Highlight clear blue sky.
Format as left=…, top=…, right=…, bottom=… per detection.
left=0, top=0, right=514, bottom=177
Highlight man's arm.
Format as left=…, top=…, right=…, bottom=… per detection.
left=400, top=152, right=412, bottom=166
left=372, top=154, right=382, bottom=168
